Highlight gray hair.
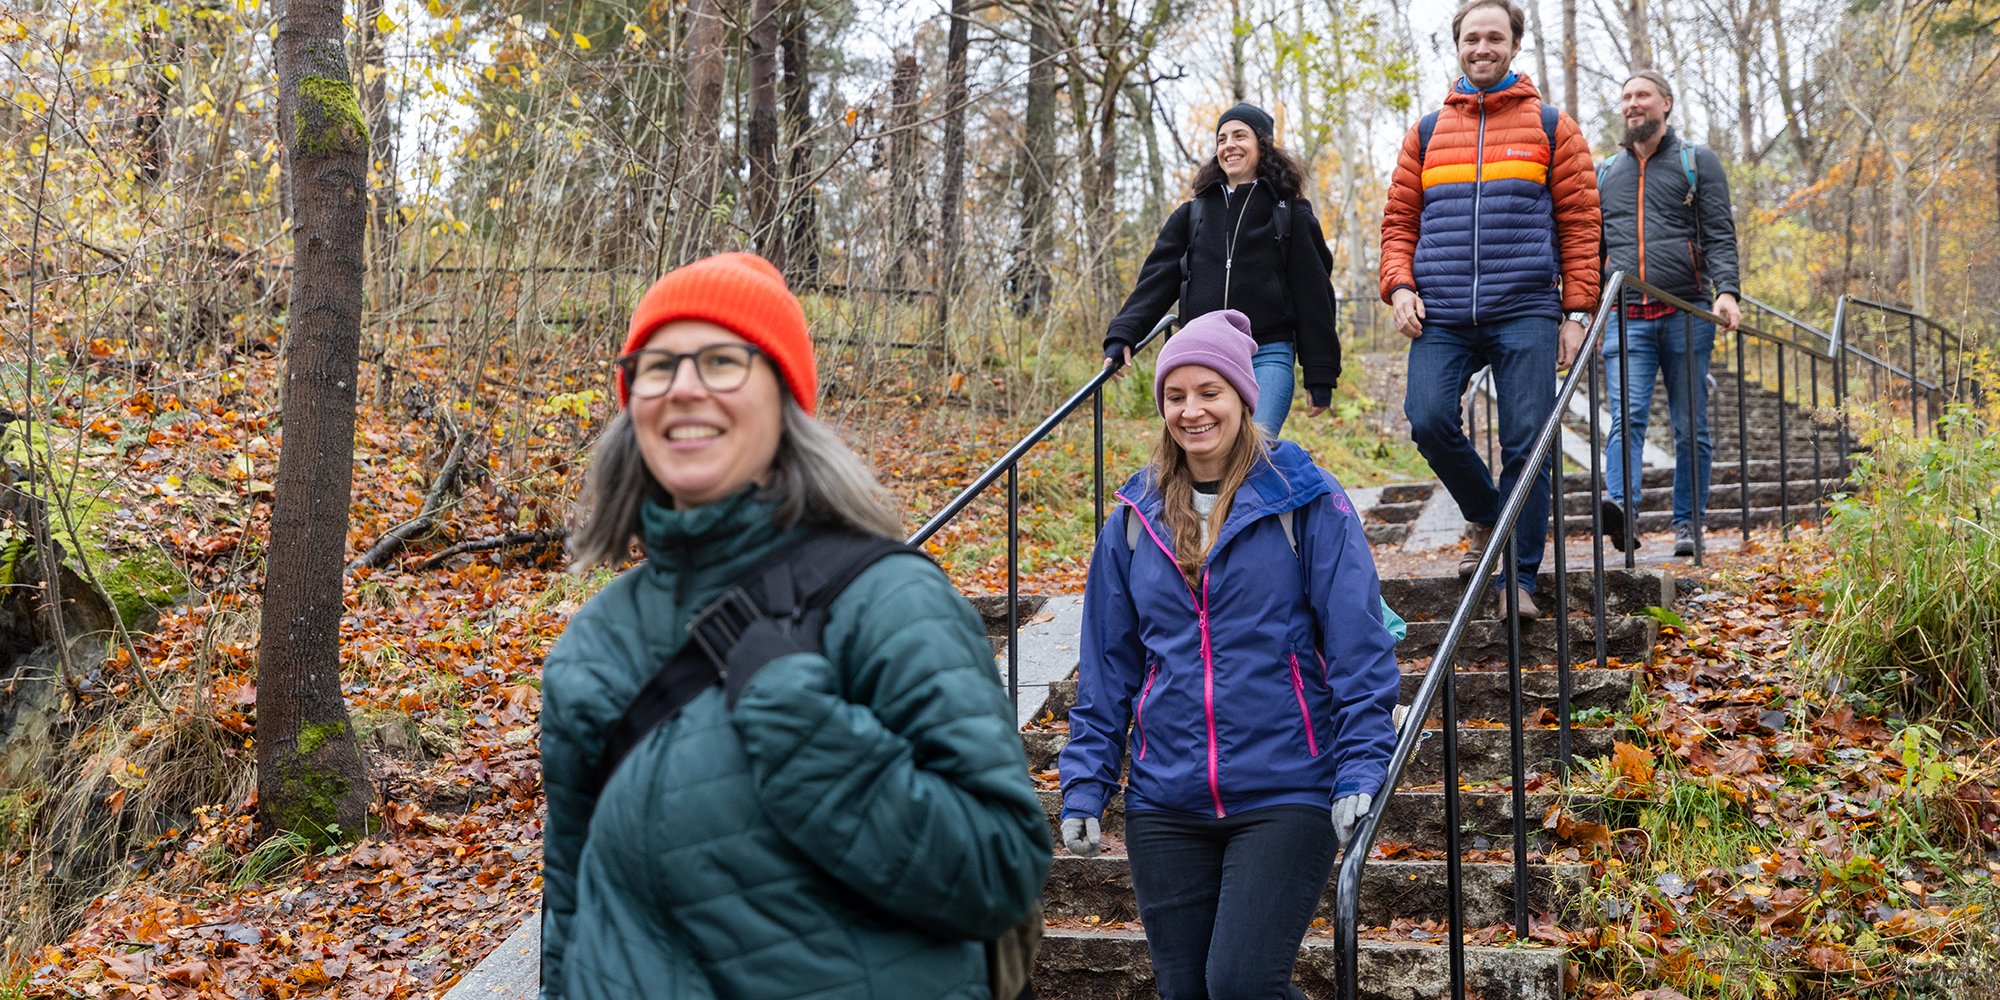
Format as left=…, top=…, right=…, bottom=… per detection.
left=568, top=398, right=905, bottom=568
left=1624, top=69, right=1674, bottom=107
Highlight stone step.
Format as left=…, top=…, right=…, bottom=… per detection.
left=1559, top=479, right=1837, bottom=516
left=1399, top=616, right=1657, bottom=663
left=1367, top=501, right=1426, bottom=524
left=1378, top=483, right=1436, bottom=505
left=1036, top=666, right=1637, bottom=729
left=1557, top=457, right=1849, bottom=491
left=1037, top=788, right=1608, bottom=848
left=1045, top=855, right=1588, bottom=928
left=1558, top=503, right=1826, bottom=536
left=1366, top=523, right=1412, bottom=546
left=1037, top=927, right=1566, bottom=1000
left=1020, top=724, right=1620, bottom=786
left=1379, top=568, right=1669, bottom=622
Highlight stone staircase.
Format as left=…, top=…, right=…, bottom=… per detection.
left=1553, top=366, right=1852, bottom=541
left=1017, top=566, right=1674, bottom=999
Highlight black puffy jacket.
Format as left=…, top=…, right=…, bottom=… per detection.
left=1103, top=180, right=1341, bottom=402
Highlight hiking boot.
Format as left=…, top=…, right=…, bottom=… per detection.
left=1673, top=523, right=1696, bottom=557
left=1491, top=585, right=1542, bottom=621
left=1458, top=522, right=1495, bottom=578
left=1599, top=497, right=1634, bottom=553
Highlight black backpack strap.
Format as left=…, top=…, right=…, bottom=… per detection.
left=1179, top=196, right=1205, bottom=312
left=587, top=531, right=921, bottom=799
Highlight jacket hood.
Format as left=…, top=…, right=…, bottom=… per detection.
left=1444, top=71, right=1542, bottom=112
left=1118, top=438, right=1329, bottom=554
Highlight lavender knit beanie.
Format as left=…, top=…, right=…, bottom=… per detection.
left=1155, top=309, right=1260, bottom=415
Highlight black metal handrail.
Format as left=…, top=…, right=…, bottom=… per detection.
left=1831, top=294, right=1978, bottom=438
left=1338, top=276, right=1975, bottom=999
left=1333, top=273, right=1626, bottom=999
left=906, top=313, right=1178, bottom=706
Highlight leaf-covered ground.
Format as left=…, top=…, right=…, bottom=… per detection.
left=9, top=346, right=1998, bottom=999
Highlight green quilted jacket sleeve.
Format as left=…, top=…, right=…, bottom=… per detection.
left=730, top=554, right=1052, bottom=941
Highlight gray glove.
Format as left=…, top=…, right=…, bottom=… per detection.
left=1331, top=793, right=1372, bottom=850
left=1060, top=816, right=1101, bottom=858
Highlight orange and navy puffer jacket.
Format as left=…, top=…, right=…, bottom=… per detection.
left=1379, top=73, right=1601, bottom=327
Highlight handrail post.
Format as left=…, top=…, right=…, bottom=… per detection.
left=1684, top=309, right=1702, bottom=565
left=1504, top=536, right=1529, bottom=942
left=1006, top=465, right=1019, bottom=708
left=1777, top=346, right=1790, bottom=543
left=1617, top=296, right=1634, bottom=570
left=1552, top=446, right=1571, bottom=776
left=1735, top=326, right=1749, bottom=544
left=1093, top=388, right=1105, bottom=538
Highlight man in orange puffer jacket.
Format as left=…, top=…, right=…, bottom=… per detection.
left=1378, top=0, right=1600, bottom=620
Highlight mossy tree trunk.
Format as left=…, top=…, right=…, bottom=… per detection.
left=258, top=0, right=372, bottom=845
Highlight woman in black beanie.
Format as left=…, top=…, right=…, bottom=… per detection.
left=1102, top=102, right=1341, bottom=438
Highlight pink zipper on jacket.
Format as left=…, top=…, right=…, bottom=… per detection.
left=1119, top=494, right=1227, bottom=817
left=1288, top=654, right=1320, bottom=757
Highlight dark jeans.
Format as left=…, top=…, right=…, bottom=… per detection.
left=1125, top=805, right=1335, bottom=1000
left=1403, top=316, right=1558, bottom=591
left=1603, top=312, right=1716, bottom=527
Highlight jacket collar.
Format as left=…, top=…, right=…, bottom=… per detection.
left=1620, top=124, right=1681, bottom=157
left=637, top=486, right=807, bottom=581
left=1118, top=439, right=1330, bottom=557
left=1443, top=71, right=1541, bottom=112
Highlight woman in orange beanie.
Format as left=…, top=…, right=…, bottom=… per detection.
left=538, top=252, right=1051, bottom=999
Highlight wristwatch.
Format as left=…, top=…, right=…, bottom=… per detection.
left=1563, top=311, right=1592, bottom=327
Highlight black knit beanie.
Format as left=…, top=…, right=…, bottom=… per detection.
left=1217, top=102, right=1275, bottom=140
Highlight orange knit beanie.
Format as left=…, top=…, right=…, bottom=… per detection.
left=619, top=252, right=817, bottom=414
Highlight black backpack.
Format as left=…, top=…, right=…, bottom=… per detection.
left=561, top=529, right=1043, bottom=998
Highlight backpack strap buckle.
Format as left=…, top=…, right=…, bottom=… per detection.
left=686, top=586, right=764, bottom=679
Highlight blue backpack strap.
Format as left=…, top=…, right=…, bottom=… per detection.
left=1415, top=111, right=1442, bottom=170
left=1679, top=144, right=1698, bottom=204
left=1540, top=102, right=1560, bottom=188
left=1595, top=150, right=1620, bottom=188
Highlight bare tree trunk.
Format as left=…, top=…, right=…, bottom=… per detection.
left=1562, top=0, right=1578, bottom=120
left=1009, top=0, right=1058, bottom=316
left=683, top=0, right=730, bottom=260
left=261, top=0, right=374, bottom=845
left=778, top=2, right=820, bottom=282
left=1229, top=0, right=1247, bottom=102
left=1624, top=0, right=1653, bottom=70
left=747, top=0, right=781, bottom=258
left=355, top=0, right=394, bottom=251
left=1529, top=0, right=1551, bottom=92
left=136, top=24, right=173, bottom=184
left=887, top=55, right=923, bottom=290
left=934, top=0, right=971, bottom=342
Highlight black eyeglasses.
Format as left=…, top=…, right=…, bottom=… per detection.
left=617, top=344, right=765, bottom=398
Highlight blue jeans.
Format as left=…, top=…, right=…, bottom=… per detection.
left=1125, top=805, right=1334, bottom=1000
left=1603, top=312, right=1715, bottom=527
left=1250, top=341, right=1296, bottom=438
left=1403, top=316, right=1557, bottom=591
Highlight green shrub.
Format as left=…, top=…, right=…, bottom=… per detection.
left=1813, top=407, right=2000, bottom=730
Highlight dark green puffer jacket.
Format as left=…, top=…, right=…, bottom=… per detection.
left=539, top=491, right=1051, bottom=999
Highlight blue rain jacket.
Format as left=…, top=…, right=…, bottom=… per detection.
left=1059, top=439, right=1400, bottom=820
